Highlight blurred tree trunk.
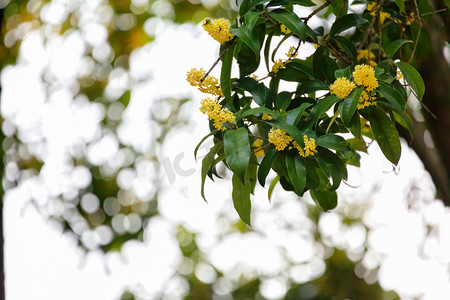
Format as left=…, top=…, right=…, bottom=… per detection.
left=402, top=1, right=450, bottom=205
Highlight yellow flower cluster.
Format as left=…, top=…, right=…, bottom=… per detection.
left=272, top=59, right=285, bottom=73
left=199, top=98, right=235, bottom=131
left=357, top=90, right=377, bottom=109
left=186, top=68, right=223, bottom=97
left=286, top=46, right=298, bottom=59
left=202, top=18, right=234, bottom=44
left=262, top=113, right=274, bottom=120
left=252, top=139, right=265, bottom=157
left=292, top=136, right=318, bottom=157
left=357, top=49, right=377, bottom=67
left=280, top=24, right=291, bottom=34
left=268, top=128, right=293, bottom=151
left=329, top=77, right=356, bottom=99
left=367, top=2, right=391, bottom=24
left=396, top=70, right=403, bottom=81
left=352, top=64, right=379, bottom=92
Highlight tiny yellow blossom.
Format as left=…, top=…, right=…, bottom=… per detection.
left=253, top=139, right=265, bottom=157
left=379, top=11, right=391, bottom=24
left=186, top=68, right=223, bottom=97
left=357, top=49, right=377, bottom=66
left=262, top=113, right=274, bottom=121
left=303, top=135, right=318, bottom=157
left=199, top=98, right=235, bottom=131
left=268, top=128, right=293, bottom=151
left=357, top=90, right=377, bottom=109
left=202, top=18, right=234, bottom=44
left=367, top=2, right=390, bottom=24
left=292, top=141, right=305, bottom=157
left=280, top=24, right=291, bottom=34
left=329, top=77, right=356, bottom=99
left=286, top=46, right=298, bottom=59
left=313, top=43, right=319, bottom=50
left=352, top=64, right=379, bottom=92
left=396, top=70, right=403, bottom=81
left=272, top=59, right=285, bottom=74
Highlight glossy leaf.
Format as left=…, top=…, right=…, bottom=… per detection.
left=194, top=131, right=217, bottom=161
left=340, top=86, right=363, bottom=125
left=236, top=107, right=275, bottom=121
left=232, top=174, right=252, bottom=226
left=396, top=61, right=425, bottom=99
left=332, top=36, right=357, bottom=62
left=220, top=43, right=235, bottom=107
left=311, top=94, right=340, bottom=126
left=286, top=155, right=307, bottom=196
left=331, top=0, right=348, bottom=18
left=231, top=24, right=264, bottom=56
left=316, top=134, right=350, bottom=151
left=268, top=175, right=280, bottom=202
left=224, top=128, right=251, bottom=182
left=394, top=0, right=405, bottom=12
left=276, top=91, right=293, bottom=111
left=201, top=141, right=223, bottom=201
left=310, top=189, right=338, bottom=211
left=268, top=0, right=315, bottom=6
left=286, top=102, right=313, bottom=126
left=385, top=39, right=412, bottom=59
left=377, top=84, right=405, bottom=112
left=296, top=80, right=328, bottom=95
left=347, top=111, right=362, bottom=138
left=269, top=10, right=307, bottom=41
left=258, top=149, right=279, bottom=187
left=369, top=108, right=401, bottom=165
left=330, top=13, right=369, bottom=36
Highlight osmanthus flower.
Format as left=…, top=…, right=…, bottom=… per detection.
left=280, top=24, right=291, bottom=34
left=199, top=98, right=235, bottom=131
left=291, top=136, right=318, bottom=157
left=252, top=139, right=265, bottom=157
left=286, top=46, right=298, bottom=59
left=357, top=49, right=377, bottom=67
left=352, top=64, right=379, bottom=92
left=329, top=77, right=356, bottom=99
left=262, top=113, right=274, bottom=121
left=186, top=68, right=223, bottom=97
left=202, top=18, right=234, bottom=44
left=268, top=128, right=293, bottom=151
left=357, top=90, right=377, bottom=109
left=367, top=2, right=391, bottom=24
left=396, top=70, right=404, bottom=81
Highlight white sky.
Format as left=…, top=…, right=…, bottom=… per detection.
left=3, top=3, right=450, bottom=300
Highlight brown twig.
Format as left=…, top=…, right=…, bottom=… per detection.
left=201, top=37, right=236, bottom=82
left=357, top=0, right=385, bottom=52
left=303, top=1, right=330, bottom=24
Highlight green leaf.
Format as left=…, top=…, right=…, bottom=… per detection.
left=268, top=175, right=280, bottom=202
left=264, top=32, right=274, bottom=73
left=239, top=0, right=268, bottom=17
left=347, top=110, right=362, bottom=138
left=258, top=149, right=279, bottom=187
left=394, top=0, right=405, bottom=12
left=237, top=107, right=276, bottom=121
left=269, top=9, right=307, bottom=41
left=231, top=24, right=264, bottom=56
left=220, top=43, right=235, bottom=107
left=313, top=46, right=329, bottom=82
left=340, top=86, right=363, bottom=125
left=384, top=39, right=412, bottom=59
left=224, top=128, right=251, bottom=182
left=296, top=80, right=328, bottom=95
left=396, top=61, right=425, bottom=99
left=369, top=108, right=401, bottom=165
left=316, top=134, right=350, bottom=151
left=286, top=155, right=307, bottom=196
left=268, top=0, right=316, bottom=6
left=286, top=102, right=313, bottom=125
left=332, top=36, right=357, bottom=62
left=310, top=189, right=338, bottom=211
left=377, top=84, right=405, bottom=112
left=311, top=94, right=340, bottom=126
left=201, top=141, right=223, bottom=201
left=236, top=40, right=260, bottom=77
left=315, top=148, right=347, bottom=190
left=334, top=65, right=352, bottom=80
left=347, top=137, right=367, bottom=152
left=263, top=120, right=305, bottom=147
left=393, top=110, right=414, bottom=139
left=331, top=0, right=348, bottom=18
left=277, top=60, right=312, bottom=82
left=276, top=91, right=293, bottom=111
left=330, top=13, right=369, bottom=36
left=236, top=77, right=270, bottom=106
left=194, top=131, right=217, bottom=161
left=232, top=174, right=252, bottom=226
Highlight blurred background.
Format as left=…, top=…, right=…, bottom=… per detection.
left=1, top=0, right=449, bottom=299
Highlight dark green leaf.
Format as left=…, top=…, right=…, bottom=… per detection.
left=310, top=189, right=338, bottom=211
left=377, top=84, right=405, bottom=112
left=201, top=141, right=223, bottom=201
left=220, top=43, right=235, bottom=107
left=258, top=149, right=279, bottom=187
left=296, top=80, right=328, bottom=95
left=316, top=134, right=350, bottom=151
left=268, top=0, right=316, bottom=6
left=311, top=94, right=340, bottom=126
left=236, top=40, right=260, bottom=77
left=313, top=46, right=329, bottom=81
left=263, top=120, right=305, bottom=147
left=369, top=108, right=401, bottom=165
left=330, top=13, right=369, bottom=36
left=332, top=36, right=357, bottom=62
left=277, top=60, right=312, bottom=82
left=194, top=131, right=217, bottom=161
left=236, top=77, right=270, bottom=106
left=334, top=65, right=352, bottom=80
left=347, top=137, right=367, bottom=152
left=331, top=0, right=348, bottom=18
left=393, top=111, right=414, bottom=139
left=340, top=86, right=363, bottom=125
left=239, top=0, right=268, bottom=17
left=269, top=10, right=307, bottom=41
left=286, top=155, right=307, bottom=196
left=286, top=102, right=313, bottom=125
left=268, top=175, right=280, bottom=202
left=394, top=0, right=405, bottom=12
left=232, top=174, right=252, bottom=226
left=384, top=39, right=412, bottom=59
left=231, top=25, right=263, bottom=56
left=237, top=107, right=276, bottom=121
left=396, top=61, right=425, bottom=99
left=224, top=128, right=251, bottom=182
left=276, top=91, right=293, bottom=110
left=347, top=110, right=362, bottom=138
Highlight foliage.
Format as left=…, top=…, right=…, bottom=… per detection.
left=190, top=0, right=432, bottom=225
